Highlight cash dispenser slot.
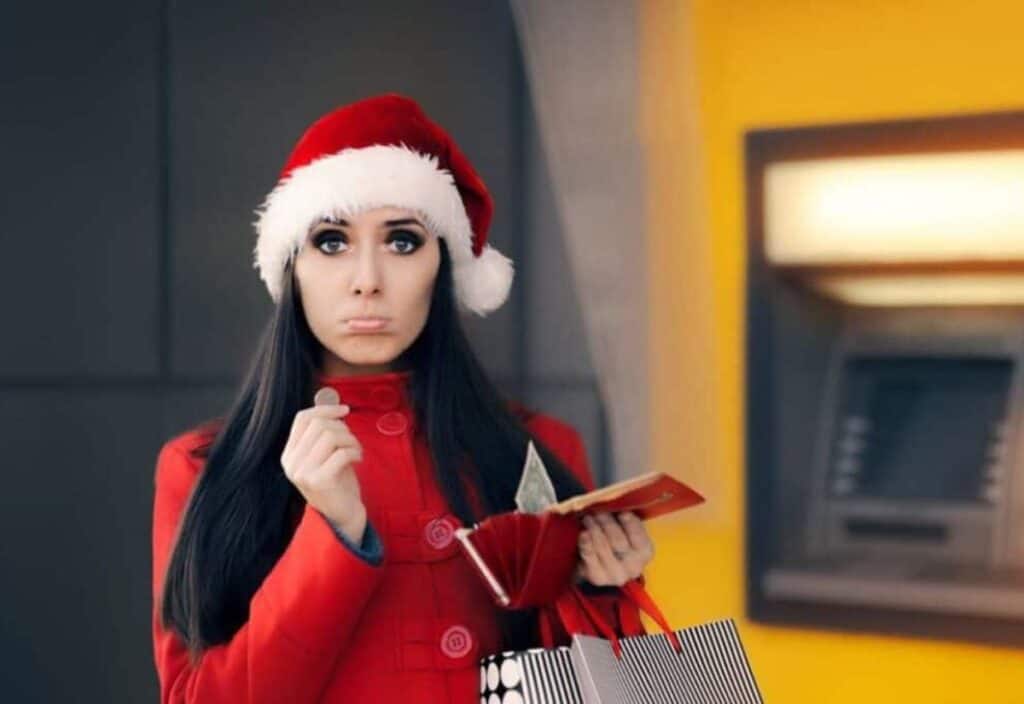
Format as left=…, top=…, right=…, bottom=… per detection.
left=844, top=517, right=948, bottom=543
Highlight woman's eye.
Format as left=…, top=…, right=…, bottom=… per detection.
left=313, top=230, right=348, bottom=255
left=387, top=229, right=424, bottom=255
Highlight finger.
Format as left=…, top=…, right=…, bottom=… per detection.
left=583, top=516, right=629, bottom=585
left=615, top=513, right=652, bottom=579
left=291, top=414, right=355, bottom=464
left=321, top=418, right=360, bottom=451
left=302, top=431, right=342, bottom=472
left=600, top=513, right=646, bottom=579
left=618, top=512, right=654, bottom=560
left=284, top=404, right=349, bottom=458
left=303, top=446, right=360, bottom=489
left=291, top=403, right=350, bottom=442
left=578, top=530, right=611, bottom=585
left=308, top=425, right=363, bottom=469
left=577, top=531, right=603, bottom=581
left=321, top=446, right=362, bottom=477
left=289, top=417, right=330, bottom=465
left=594, top=512, right=632, bottom=556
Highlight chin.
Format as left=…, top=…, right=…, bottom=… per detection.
left=333, top=338, right=403, bottom=367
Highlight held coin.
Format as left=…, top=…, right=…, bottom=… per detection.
left=313, top=387, right=341, bottom=407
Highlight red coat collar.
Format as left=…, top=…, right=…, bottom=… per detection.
left=313, top=369, right=414, bottom=412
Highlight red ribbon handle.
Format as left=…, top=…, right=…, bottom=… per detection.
left=566, top=585, right=622, bottom=657
left=620, top=579, right=682, bottom=653
left=539, top=585, right=623, bottom=658
left=538, top=580, right=681, bottom=658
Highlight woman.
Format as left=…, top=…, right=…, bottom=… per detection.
left=151, top=93, right=653, bottom=704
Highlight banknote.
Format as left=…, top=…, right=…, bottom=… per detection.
left=514, top=440, right=558, bottom=514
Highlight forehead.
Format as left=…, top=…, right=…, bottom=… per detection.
left=320, top=205, right=423, bottom=225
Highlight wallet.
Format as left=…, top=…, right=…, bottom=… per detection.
left=455, top=473, right=704, bottom=608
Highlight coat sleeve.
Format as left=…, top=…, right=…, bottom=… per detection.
left=533, top=419, right=647, bottom=639
left=151, top=436, right=385, bottom=704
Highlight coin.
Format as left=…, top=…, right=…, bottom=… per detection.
left=313, top=387, right=340, bottom=406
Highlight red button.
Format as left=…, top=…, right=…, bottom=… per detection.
left=440, top=625, right=473, bottom=659
left=424, top=517, right=454, bottom=550
left=376, top=411, right=408, bottom=436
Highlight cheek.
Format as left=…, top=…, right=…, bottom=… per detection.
left=298, top=283, right=329, bottom=324
left=293, top=255, right=343, bottom=330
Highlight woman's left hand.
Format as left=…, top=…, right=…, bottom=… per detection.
left=576, top=511, right=654, bottom=586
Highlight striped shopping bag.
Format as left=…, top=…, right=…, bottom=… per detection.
left=480, top=646, right=584, bottom=704
left=479, top=583, right=764, bottom=703
left=571, top=619, right=763, bottom=703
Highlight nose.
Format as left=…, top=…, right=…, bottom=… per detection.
left=350, top=246, right=382, bottom=296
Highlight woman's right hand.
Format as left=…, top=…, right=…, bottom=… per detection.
left=280, top=403, right=367, bottom=544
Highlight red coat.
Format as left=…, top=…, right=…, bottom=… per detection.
left=151, top=369, right=643, bottom=703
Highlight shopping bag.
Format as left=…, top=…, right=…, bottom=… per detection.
left=480, top=646, right=584, bottom=704
left=570, top=619, right=763, bottom=703
left=477, top=585, right=618, bottom=703
left=479, top=581, right=764, bottom=704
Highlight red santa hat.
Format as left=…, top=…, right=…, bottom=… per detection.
left=252, top=93, right=513, bottom=316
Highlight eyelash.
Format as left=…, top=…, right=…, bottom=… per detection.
left=312, top=228, right=424, bottom=256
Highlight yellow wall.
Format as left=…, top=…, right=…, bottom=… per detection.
left=639, top=1, right=1024, bottom=701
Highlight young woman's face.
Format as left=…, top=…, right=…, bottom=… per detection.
left=292, top=206, right=441, bottom=376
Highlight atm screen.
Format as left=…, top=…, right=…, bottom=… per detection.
left=830, top=356, right=1013, bottom=503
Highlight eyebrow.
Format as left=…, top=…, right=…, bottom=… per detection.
left=316, top=216, right=426, bottom=229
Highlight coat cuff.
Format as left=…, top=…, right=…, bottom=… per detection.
left=575, top=580, right=622, bottom=597
left=327, top=516, right=384, bottom=567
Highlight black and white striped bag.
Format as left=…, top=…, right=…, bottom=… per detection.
left=479, top=618, right=763, bottom=704
left=480, top=646, right=584, bottom=704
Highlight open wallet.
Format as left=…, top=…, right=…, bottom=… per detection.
left=454, top=472, right=704, bottom=608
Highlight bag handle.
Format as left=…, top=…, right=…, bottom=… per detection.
left=538, top=580, right=681, bottom=658
left=538, top=589, right=592, bottom=648
left=538, top=585, right=623, bottom=657
left=565, top=585, right=622, bottom=658
left=619, top=579, right=682, bottom=653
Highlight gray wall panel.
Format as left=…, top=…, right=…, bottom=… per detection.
left=0, top=390, right=167, bottom=703
left=523, top=92, right=594, bottom=378
left=525, top=383, right=608, bottom=484
left=0, top=2, right=161, bottom=377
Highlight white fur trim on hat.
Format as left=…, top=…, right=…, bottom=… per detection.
left=454, top=244, right=514, bottom=316
left=251, top=143, right=513, bottom=315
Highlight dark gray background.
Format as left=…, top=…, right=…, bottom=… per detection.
left=0, top=1, right=607, bottom=701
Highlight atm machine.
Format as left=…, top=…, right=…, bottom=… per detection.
left=744, top=112, right=1024, bottom=645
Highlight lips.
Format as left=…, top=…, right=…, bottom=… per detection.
left=345, top=317, right=390, bottom=332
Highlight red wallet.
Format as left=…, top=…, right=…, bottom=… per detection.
left=455, top=473, right=705, bottom=609
left=547, top=472, right=705, bottom=520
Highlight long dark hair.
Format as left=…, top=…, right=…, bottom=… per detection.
left=159, top=238, right=587, bottom=663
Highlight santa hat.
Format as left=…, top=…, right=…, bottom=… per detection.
left=251, top=93, right=513, bottom=316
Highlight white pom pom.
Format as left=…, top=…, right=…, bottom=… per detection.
left=454, top=245, right=514, bottom=316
